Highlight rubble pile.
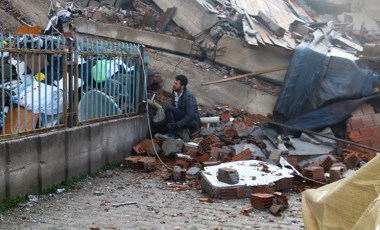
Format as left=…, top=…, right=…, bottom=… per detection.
left=125, top=102, right=379, bottom=216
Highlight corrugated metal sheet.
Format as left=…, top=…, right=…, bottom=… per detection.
left=231, top=0, right=315, bottom=49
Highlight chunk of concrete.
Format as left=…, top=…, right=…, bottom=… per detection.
left=187, top=166, right=201, bottom=177
left=152, top=0, right=219, bottom=35
left=217, top=167, right=239, bottom=184
left=162, top=138, right=184, bottom=156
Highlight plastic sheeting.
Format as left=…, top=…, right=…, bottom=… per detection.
left=302, top=155, right=380, bottom=230
left=273, top=23, right=379, bottom=126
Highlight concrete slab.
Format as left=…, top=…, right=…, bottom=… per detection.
left=146, top=50, right=278, bottom=115
left=289, top=138, right=334, bottom=156
left=72, top=20, right=201, bottom=57
left=201, top=160, right=293, bottom=198
left=214, top=35, right=291, bottom=83
left=152, top=0, right=219, bottom=35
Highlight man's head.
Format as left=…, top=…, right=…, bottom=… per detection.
left=173, top=74, right=188, bottom=92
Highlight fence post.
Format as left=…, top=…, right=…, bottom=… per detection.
left=67, top=41, right=74, bottom=128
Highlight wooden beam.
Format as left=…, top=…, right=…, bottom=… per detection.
left=201, top=66, right=288, bottom=85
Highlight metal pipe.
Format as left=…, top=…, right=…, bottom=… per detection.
left=200, top=116, right=220, bottom=123
left=268, top=121, right=380, bottom=152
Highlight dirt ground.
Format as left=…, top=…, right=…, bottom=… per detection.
left=0, top=166, right=305, bottom=230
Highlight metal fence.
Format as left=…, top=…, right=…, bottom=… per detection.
left=0, top=34, right=145, bottom=139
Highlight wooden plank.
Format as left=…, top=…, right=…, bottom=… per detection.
left=287, top=0, right=315, bottom=23
left=4, top=107, right=38, bottom=134
left=256, top=23, right=273, bottom=45
left=258, top=10, right=286, bottom=37
left=202, top=66, right=288, bottom=85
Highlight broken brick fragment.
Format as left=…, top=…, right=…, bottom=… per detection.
left=250, top=193, right=275, bottom=210
left=343, top=152, right=362, bottom=169
left=219, top=112, right=232, bottom=122
left=231, top=148, right=253, bottom=162
left=270, top=204, right=284, bottom=216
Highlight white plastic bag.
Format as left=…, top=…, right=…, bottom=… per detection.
left=17, top=81, right=65, bottom=115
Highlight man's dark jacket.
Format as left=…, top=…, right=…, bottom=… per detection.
left=171, top=90, right=201, bottom=129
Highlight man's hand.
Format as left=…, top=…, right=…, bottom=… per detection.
left=167, top=122, right=177, bottom=130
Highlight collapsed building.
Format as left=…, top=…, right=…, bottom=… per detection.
left=0, top=0, right=380, bottom=228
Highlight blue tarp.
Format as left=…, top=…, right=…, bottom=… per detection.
left=273, top=24, right=379, bottom=130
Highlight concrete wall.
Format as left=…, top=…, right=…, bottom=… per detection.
left=0, top=115, right=148, bottom=200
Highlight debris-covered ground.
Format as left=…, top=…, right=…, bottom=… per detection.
left=0, top=168, right=305, bottom=230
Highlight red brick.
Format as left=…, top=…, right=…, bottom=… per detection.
left=250, top=193, right=274, bottom=210
left=361, top=104, right=375, bottom=115
left=198, top=135, right=218, bottom=153
left=224, top=126, right=238, bottom=139
left=285, top=156, right=299, bottom=168
left=210, top=147, right=223, bottom=159
left=351, top=107, right=364, bottom=117
left=358, top=140, right=372, bottom=147
left=232, top=148, right=253, bottom=161
left=236, top=188, right=246, bottom=198
left=274, top=178, right=293, bottom=191
left=174, top=159, right=190, bottom=169
left=373, top=114, right=380, bottom=125
left=359, top=128, right=374, bottom=137
left=320, top=155, right=335, bottom=172
left=219, top=112, right=232, bottom=122
left=196, top=153, right=210, bottom=162
left=273, top=192, right=289, bottom=208
left=329, top=167, right=343, bottom=183
left=361, top=115, right=375, bottom=128
left=251, top=185, right=272, bottom=194
left=220, top=188, right=238, bottom=199
left=132, top=144, right=147, bottom=155
left=270, top=205, right=284, bottom=216
left=343, top=153, right=361, bottom=169
left=124, top=156, right=142, bottom=169
left=348, top=117, right=363, bottom=130
left=135, top=157, right=157, bottom=171
left=303, top=166, right=325, bottom=181
left=347, top=130, right=361, bottom=140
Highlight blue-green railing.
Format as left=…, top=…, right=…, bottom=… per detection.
left=0, top=34, right=145, bottom=139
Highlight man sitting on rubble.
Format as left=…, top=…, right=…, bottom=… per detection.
left=164, top=74, right=201, bottom=139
